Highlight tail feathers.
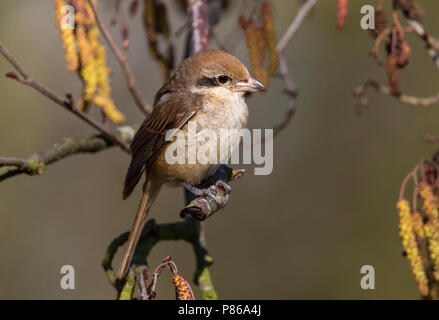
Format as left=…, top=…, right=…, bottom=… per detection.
left=117, top=188, right=150, bottom=280
left=117, top=181, right=160, bottom=280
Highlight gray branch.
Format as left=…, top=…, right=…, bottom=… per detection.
left=0, top=126, right=135, bottom=182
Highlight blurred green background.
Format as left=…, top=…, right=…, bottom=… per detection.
left=1, top=0, right=439, bottom=299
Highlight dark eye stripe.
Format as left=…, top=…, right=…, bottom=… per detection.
left=197, top=77, right=217, bottom=87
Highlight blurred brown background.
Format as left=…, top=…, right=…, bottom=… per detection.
left=1, top=0, right=438, bottom=299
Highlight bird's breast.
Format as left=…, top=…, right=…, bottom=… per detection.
left=151, top=91, right=249, bottom=186
left=196, top=91, right=248, bottom=155
left=197, top=89, right=248, bottom=130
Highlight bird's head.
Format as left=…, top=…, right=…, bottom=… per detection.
left=176, top=50, right=266, bottom=95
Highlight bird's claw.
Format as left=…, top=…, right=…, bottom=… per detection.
left=180, top=180, right=232, bottom=207
left=215, top=180, right=232, bottom=193
left=203, top=185, right=222, bottom=205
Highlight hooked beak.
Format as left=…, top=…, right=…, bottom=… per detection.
left=234, top=77, right=267, bottom=93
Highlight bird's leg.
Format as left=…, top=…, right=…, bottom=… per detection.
left=180, top=180, right=232, bottom=205
left=180, top=181, right=205, bottom=196
left=214, top=180, right=232, bottom=193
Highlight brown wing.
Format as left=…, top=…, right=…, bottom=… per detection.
left=122, top=90, right=201, bottom=199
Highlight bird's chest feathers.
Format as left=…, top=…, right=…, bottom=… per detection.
left=196, top=88, right=248, bottom=130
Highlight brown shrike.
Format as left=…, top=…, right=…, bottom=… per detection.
left=117, top=50, right=266, bottom=280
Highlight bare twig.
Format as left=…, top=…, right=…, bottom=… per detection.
left=272, top=0, right=319, bottom=138
left=181, top=168, right=245, bottom=220
left=276, top=0, right=318, bottom=51
left=87, top=0, right=152, bottom=114
left=110, top=0, right=130, bottom=53
left=0, top=157, right=28, bottom=168
left=369, top=26, right=413, bottom=66
left=147, top=258, right=176, bottom=299
left=354, top=79, right=439, bottom=110
left=407, top=20, right=439, bottom=69
left=188, top=0, right=210, bottom=52
left=0, top=126, right=135, bottom=182
left=0, top=43, right=130, bottom=152
left=354, top=7, right=439, bottom=113
left=102, top=218, right=215, bottom=300
left=137, top=266, right=149, bottom=300
left=399, top=164, right=419, bottom=200
left=145, top=257, right=195, bottom=300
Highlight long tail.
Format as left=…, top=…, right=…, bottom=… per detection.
left=117, top=181, right=158, bottom=280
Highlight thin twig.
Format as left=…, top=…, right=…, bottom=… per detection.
left=399, top=164, right=419, bottom=200
left=0, top=126, right=135, bottom=182
left=87, top=0, right=152, bottom=114
left=0, top=157, right=28, bottom=168
left=111, top=0, right=130, bottom=54
left=272, top=0, right=319, bottom=138
left=369, top=26, right=413, bottom=66
left=0, top=43, right=130, bottom=152
left=276, top=0, right=318, bottom=52
left=147, top=258, right=177, bottom=300
left=407, top=20, right=439, bottom=69
left=354, top=13, right=439, bottom=112
left=188, top=0, right=210, bottom=53
left=137, top=266, right=149, bottom=300
left=411, top=169, right=418, bottom=212
left=354, top=79, right=439, bottom=110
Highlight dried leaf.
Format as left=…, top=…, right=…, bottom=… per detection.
left=261, top=1, right=278, bottom=76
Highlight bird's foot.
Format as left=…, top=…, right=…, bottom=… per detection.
left=181, top=180, right=232, bottom=207
left=214, top=180, right=232, bottom=193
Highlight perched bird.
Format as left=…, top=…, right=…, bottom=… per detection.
left=117, top=49, right=266, bottom=280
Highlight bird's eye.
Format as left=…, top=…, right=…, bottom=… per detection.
left=218, top=75, right=230, bottom=84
